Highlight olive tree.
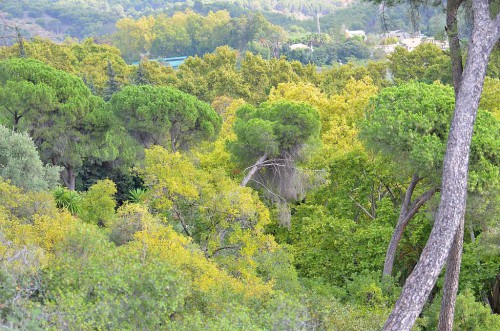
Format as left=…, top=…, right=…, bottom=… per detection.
left=0, top=125, right=60, bottom=191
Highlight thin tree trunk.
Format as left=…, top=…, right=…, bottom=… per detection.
left=382, top=1, right=500, bottom=329
left=488, top=274, right=500, bottom=314
left=62, top=165, right=76, bottom=191
left=173, top=206, right=191, bottom=237
left=383, top=184, right=438, bottom=277
left=240, top=153, right=268, bottom=187
left=446, top=0, right=464, bottom=93
left=438, top=218, right=464, bottom=330
left=383, top=174, right=420, bottom=275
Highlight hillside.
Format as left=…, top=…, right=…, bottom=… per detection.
left=0, top=0, right=440, bottom=42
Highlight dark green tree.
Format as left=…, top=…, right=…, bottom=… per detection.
left=361, top=82, right=499, bottom=278
left=230, top=101, right=321, bottom=193
left=104, top=60, right=120, bottom=101
left=132, top=60, right=150, bottom=86
left=0, top=58, right=107, bottom=190
left=110, top=85, right=221, bottom=152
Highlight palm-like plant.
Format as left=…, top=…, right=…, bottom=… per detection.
left=53, top=187, right=81, bottom=215
left=127, top=188, right=147, bottom=203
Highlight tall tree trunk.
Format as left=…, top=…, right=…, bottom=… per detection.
left=438, top=218, right=464, bottom=330
left=383, top=174, right=437, bottom=276
left=438, top=3, right=465, bottom=328
left=240, top=153, right=268, bottom=187
left=382, top=1, right=500, bottom=329
left=446, top=0, right=464, bottom=93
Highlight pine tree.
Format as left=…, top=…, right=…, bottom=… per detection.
left=104, top=60, right=120, bottom=101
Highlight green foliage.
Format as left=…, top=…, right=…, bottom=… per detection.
left=343, top=271, right=400, bottom=308
left=480, top=77, right=500, bottom=118
left=418, top=289, right=500, bottom=331
left=319, top=61, right=389, bottom=96
left=53, top=187, right=81, bottom=215
left=284, top=203, right=393, bottom=285
left=230, top=100, right=321, bottom=162
left=388, top=43, right=452, bottom=85
left=360, top=82, right=455, bottom=180
left=468, top=110, right=500, bottom=193
left=0, top=8, right=497, bottom=330
left=0, top=38, right=132, bottom=97
left=108, top=203, right=159, bottom=246
left=104, top=60, right=121, bottom=100
left=110, top=84, right=222, bottom=151
left=140, top=146, right=278, bottom=279
left=127, top=188, right=147, bottom=203
left=44, top=225, right=187, bottom=330
left=175, top=46, right=250, bottom=102
left=460, top=234, right=500, bottom=298
left=79, top=179, right=117, bottom=226
left=361, top=82, right=500, bottom=192
left=0, top=58, right=110, bottom=189
left=0, top=125, right=61, bottom=191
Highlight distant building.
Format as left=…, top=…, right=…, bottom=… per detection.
left=157, top=56, right=188, bottom=69
left=132, top=56, right=188, bottom=69
left=380, top=44, right=399, bottom=54
left=289, top=43, right=313, bottom=51
left=400, top=37, right=422, bottom=51
left=345, top=29, right=366, bottom=40
left=384, top=30, right=411, bottom=39
left=425, top=37, right=449, bottom=50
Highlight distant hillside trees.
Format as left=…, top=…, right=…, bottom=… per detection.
left=112, top=10, right=289, bottom=62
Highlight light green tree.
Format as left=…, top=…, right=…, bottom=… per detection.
left=0, top=125, right=60, bottom=191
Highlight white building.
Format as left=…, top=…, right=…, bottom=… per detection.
left=345, top=29, right=366, bottom=40
left=289, top=43, right=313, bottom=51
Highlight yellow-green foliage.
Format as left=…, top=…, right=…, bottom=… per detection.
left=133, top=227, right=274, bottom=305
left=195, top=97, right=246, bottom=174
left=267, top=77, right=378, bottom=166
left=109, top=202, right=161, bottom=245
left=480, top=77, right=500, bottom=119
left=0, top=38, right=132, bottom=95
left=0, top=179, right=278, bottom=329
left=140, top=146, right=278, bottom=281
left=79, top=179, right=117, bottom=226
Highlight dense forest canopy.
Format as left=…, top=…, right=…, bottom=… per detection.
left=0, top=0, right=499, bottom=330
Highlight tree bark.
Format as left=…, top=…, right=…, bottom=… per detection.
left=383, top=174, right=437, bottom=277
left=240, top=153, right=268, bottom=187
left=488, top=274, right=500, bottom=314
left=382, top=1, right=500, bottom=329
left=438, top=3, right=466, bottom=327
left=438, top=218, right=464, bottom=331
left=446, top=0, right=464, bottom=93
left=62, top=165, right=76, bottom=191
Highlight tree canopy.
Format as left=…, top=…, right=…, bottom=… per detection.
left=0, top=125, right=61, bottom=191
left=0, top=58, right=107, bottom=189
left=110, top=84, right=221, bottom=152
